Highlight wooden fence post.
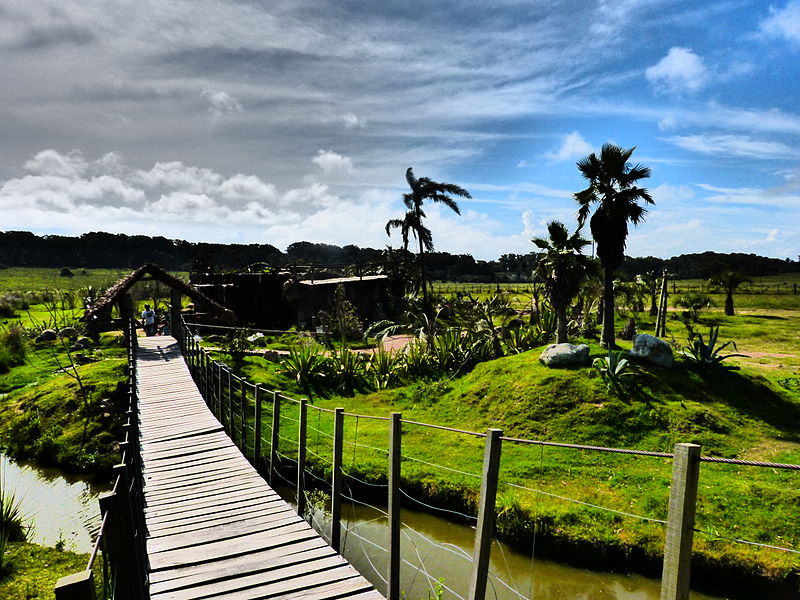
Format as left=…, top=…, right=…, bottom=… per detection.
left=240, top=378, right=247, bottom=453
left=227, top=369, right=233, bottom=438
left=660, top=443, right=701, bottom=600
left=387, top=412, right=402, bottom=600
left=216, top=362, right=223, bottom=423
left=297, top=399, right=308, bottom=518
left=269, top=391, right=281, bottom=486
left=55, top=570, right=96, bottom=600
left=331, top=407, right=345, bottom=551
left=254, top=385, right=263, bottom=465
left=468, top=428, right=503, bottom=600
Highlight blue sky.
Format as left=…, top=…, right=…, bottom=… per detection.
left=0, top=0, right=798, bottom=261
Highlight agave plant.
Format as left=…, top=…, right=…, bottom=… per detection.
left=683, top=326, right=747, bottom=369
left=366, top=347, right=405, bottom=390
left=277, top=343, right=332, bottom=399
left=0, top=463, right=26, bottom=573
left=593, top=350, right=637, bottom=394
left=328, top=348, right=368, bottom=395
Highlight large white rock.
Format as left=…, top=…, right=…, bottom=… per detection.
left=629, top=334, right=674, bottom=368
left=539, top=343, right=590, bottom=367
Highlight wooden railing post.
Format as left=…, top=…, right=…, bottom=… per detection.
left=468, top=428, right=503, bottom=600
left=297, top=398, right=308, bottom=518
left=269, top=391, right=281, bottom=486
left=227, top=369, right=233, bottom=438
left=55, top=570, right=96, bottom=600
left=331, top=407, right=345, bottom=551
left=661, top=443, right=701, bottom=600
left=387, top=412, right=402, bottom=600
left=254, top=385, right=263, bottom=465
left=240, top=378, right=247, bottom=453
left=216, top=362, right=223, bottom=423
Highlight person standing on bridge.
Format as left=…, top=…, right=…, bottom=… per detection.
left=141, top=303, right=156, bottom=336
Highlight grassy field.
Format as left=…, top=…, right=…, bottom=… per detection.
left=1, top=267, right=798, bottom=595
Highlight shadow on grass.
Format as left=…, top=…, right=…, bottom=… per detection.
left=703, top=367, right=800, bottom=442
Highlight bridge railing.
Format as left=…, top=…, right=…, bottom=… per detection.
left=176, top=318, right=800, bottom=600
left=55, top=318, right=149, bottom=600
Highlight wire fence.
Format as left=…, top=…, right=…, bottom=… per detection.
left=178, top=321, right=800, bottom=600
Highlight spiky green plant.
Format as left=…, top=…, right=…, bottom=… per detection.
left=593, top=350, right=637, bottom=395
left=683, top=326, right=748, bottom=370
left=277, top=343, right=332, bottom=400
left=0, top=463, right=27, bottom=574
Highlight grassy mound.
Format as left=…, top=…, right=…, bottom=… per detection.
left=277, top=343, right=800, bottom=592
left=0, top=351, right=127, bottom=476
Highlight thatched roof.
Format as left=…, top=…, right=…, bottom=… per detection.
left=82, top=263, right=236, bottom=323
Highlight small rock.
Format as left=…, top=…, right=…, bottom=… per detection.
left=58, top=326, right=79, bottom=339
left=69, top=343, right=84, bottom=352
left=539, top=343, right=590, bottom=367
left=629, top=334, right=674, bottom=368
left=37, top=329, right=58, bottom=342
left=76, top=336, right=93, bottom=348
left=620, top=318, right=636, bottom=341
left=262, top=350, right=282, bottom=362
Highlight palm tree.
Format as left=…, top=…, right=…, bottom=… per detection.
left=532, top=221, right=593, bottom=344
left=387, top=167, right=471, bottom=301
left=574, top=144, right=654, bottom=347
left=708, top=271, right=750, bottom=316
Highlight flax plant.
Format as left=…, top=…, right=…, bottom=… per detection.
left=0, top=463, right=26, bottom=574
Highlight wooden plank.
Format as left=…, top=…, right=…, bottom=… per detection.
left=147, top=537, right=331, bottom=585
left=144, top=488, right=280, bottom=519
left=151, top=555, right=356, bottom=600
left=147, top=502, right=291, bottom=538
left=148, top=523, right=319, bottom=571
left=147, top=513, right=302, bottom=554
left=145, top=494, right=286, bottom=527
left=149, top=545, right=338, bottom=595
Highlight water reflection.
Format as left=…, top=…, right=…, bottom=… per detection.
left=307, top=501, right=723, bottom=600
left=1, top=454, right=111, bottom=553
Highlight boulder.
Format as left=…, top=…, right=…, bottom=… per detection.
left=36, top=329, right=58, bottom=342
left=539, top=343, right=590, bottom=368
left=629, top=334, right=674, bottom=368
left=76, top=336, right=93, bottom=348
left=58, top=327, right=79, bottom=339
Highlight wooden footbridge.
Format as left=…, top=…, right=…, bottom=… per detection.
left=57, top=333, right=383, bottom=600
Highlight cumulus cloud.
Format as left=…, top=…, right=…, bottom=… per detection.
left=201, top=88, right=243, bottom=117
left=544, top=131, right=593, bottom=162
left=645, top=47, right=708, bottom=94
left=312, top=150, right=355, bottom=174
left=760, top=0, right=800, bottom=44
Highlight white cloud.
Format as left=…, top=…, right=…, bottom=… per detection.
left=663, top=134, right=795, bottom=159
left=645, top=47, right=708, bottom=94
left=760, top=0, right=800, bottom=44
left=342, top=113, right=364, bottom=128
left=544, top=131, right=593, bottom=162
left=312, top=150, right=354, bottom=174
left=201, top=88, right=243, bottom=117
left=767, top=228, right=779, bottom=241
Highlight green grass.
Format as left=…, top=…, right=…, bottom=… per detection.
left=0, top=268, right=133, bottom=293
left=0, top=335, right=128, bottom=475
left=0, top=542, right=89, bottom=600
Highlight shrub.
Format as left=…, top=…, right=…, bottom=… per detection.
left=675, top=292, right=713, bottom=322
left=0, top=327, right=27, bottom=374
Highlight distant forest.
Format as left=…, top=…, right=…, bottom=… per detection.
left=1, top=230, right=798, bottom=282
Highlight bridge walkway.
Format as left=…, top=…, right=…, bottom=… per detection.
left=136, top=335, right=383, bottom=600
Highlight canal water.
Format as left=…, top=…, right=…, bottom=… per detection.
left=1, top=454, right=110, bottom=554
left=297, top=494, right=726, bottom=600
left=1, top=454, right=726, bottom=599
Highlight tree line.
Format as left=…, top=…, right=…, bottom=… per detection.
left=0, top=229, right=796, bottom=283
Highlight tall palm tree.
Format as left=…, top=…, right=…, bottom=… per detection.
left=387, top=167, right=471, bottom=301
left=574, top=144, right=653, bottom=347
left=533, top=221, right=593, bottom=343
left=708, top=270, right=750, bottom=316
